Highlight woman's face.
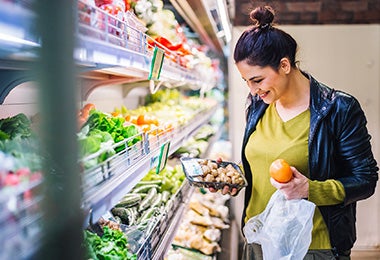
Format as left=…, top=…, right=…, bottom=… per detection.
left=236, top=60, right=288, bottom=104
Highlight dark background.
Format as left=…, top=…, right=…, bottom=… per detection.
left=232, top=0, right=380, bottom=25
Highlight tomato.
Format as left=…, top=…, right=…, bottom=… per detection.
left=269, top=159, right=292, bottom=183
left=16, top=167, right=31, bottom=180
left=4, top=173, right=20, bottom=186
left=95, top=0, right=113, bottom=6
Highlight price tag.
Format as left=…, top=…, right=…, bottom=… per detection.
left=156, top=141, right=170, bottom=174
left=150, top=141, right=170, bottom=174
left=182, top=159, right=203, bottom=177
left=148, top=47, right=165, bottom=81
left=102, top=211, right=115, bottom=221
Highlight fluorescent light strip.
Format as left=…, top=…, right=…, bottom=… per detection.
left=0, top=33, right=39, bottom=47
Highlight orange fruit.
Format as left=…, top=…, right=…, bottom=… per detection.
left=269, top=159, right=292, bottom=183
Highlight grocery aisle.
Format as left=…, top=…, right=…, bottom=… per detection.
left=2, top=1, right=379, bottom=259
left=0, top=0, right=233, bottom=259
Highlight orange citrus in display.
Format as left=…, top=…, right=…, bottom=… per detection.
left=269, top=159, right=292, bottom=183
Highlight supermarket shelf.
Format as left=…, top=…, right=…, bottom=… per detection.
left=0, top=0, right=216, bottom=104
left=152, top=187, right=193, bottom=260
left=82, top=105, right=217, bottom=226
left=0, top=1, right=222, bottom=259
left=0, top=0, right=39, bottom=61
left=0, top=178, right=43, bottom=260
left=168, top=0, right=231, bottom=55
left=130, top=176, right=194, bottom=260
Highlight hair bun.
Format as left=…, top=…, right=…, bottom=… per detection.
left=250, top=6, right=275, bottom=28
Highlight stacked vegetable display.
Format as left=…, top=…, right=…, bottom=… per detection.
left=0, top=113, right=44, bottom=260
left=79, top=90, right=219, bottom=258
left=78, top=105, right=141, bottom=169
left=110, top=165, right=185, bottom=229
left=77, top=89, right=216, bottom=171
left=0, top=113, right=43, bottom=189
left=83, top=164, right=186, bottom=258
left=171, top=123, right=216, bottom=158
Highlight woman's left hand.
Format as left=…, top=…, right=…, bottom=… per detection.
left=209, top=185, right=239, bottom=196
left=270, top=167, right=309, bottom=200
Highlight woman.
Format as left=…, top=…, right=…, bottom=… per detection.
left=218, top=5, right=378, bottom=259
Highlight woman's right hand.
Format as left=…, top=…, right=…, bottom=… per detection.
left=270, top=166, right=309, bottom=200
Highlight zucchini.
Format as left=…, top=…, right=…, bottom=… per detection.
left=132, top=184, right=160, bottom=194
left=115, top=193, right=141, bottom=208
left=138, top=187, right=157, bottom=212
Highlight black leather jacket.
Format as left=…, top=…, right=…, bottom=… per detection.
left=241, top=73, right=378, bottom=253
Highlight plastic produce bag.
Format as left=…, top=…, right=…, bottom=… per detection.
left=243, top=190, right=316, bottom=260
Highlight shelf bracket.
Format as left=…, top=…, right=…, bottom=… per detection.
left=149, top=80, right=164, bottom=94
left=0, top=69, right=34, bottom=104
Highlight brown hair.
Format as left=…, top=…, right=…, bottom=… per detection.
left=233, top=6, right=298, bottom=70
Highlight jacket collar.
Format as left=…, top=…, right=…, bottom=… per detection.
left=307, top=72, right=335, bottom=144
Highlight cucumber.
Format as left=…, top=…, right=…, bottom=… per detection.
left=132, top=184, right=160, bottom=194
left=111, top=207, right=129, bottom=224
left=138, top=187, right=157, bottom=212
left=114, top=216, right=122, bottom=224
left=139, top=206, right=158, bottom=224
left=135, top=180, right=162, bottom=186
left=130, top=207, right=139, bottom=221
left=115, top=193, right=141, bottom=208
left=125, top=208, right=137, bottom=226
left=161, top=190, right=171, bottom=203
left=132, top=192, right=148, bottom=199
left=150, top=193, right=163, bottom=208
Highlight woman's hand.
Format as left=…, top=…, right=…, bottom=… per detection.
left=270, top=166, right=309, bottom=200
left=209, top=185, right=239, bottom=196
left=207, top=157, right=239, bottom=196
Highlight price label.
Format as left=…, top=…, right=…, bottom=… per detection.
left=156, top=141, right=170, bottom=174
left=182, top=159, right=203, bottom=177
left=148, top=47, right=165, bottom=81
left=150, top=141, right=170, bottom=174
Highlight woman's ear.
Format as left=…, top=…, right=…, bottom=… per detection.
left=279, top=58, right=291, bottom=74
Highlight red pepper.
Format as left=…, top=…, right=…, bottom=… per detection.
left=155, top=36, right=173, bottom=49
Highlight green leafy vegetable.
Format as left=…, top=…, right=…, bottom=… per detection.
left=0, top=113, right=32, bottom=139
left=81, top=110, right=141, bottom=156
left=84, top=226, right=137, bottom=260
left=0, top=114, right=42, bottom=171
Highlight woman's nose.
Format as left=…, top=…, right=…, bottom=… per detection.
left=247, top=83, right=260, bottom=95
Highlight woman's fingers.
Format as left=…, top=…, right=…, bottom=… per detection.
left=209, top=185, right=239, bottom=196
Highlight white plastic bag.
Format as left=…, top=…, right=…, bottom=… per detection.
left=243, top=190, right=316, bottom=260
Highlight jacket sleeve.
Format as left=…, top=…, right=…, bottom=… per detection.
left=336, top=96, right=378, bottom=205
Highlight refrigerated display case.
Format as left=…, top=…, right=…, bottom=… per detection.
left=0, top=0, right=231, bottom=259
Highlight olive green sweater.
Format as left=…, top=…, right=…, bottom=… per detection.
left=244, top=104, right=345, bottom=249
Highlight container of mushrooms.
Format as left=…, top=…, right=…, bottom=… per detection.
left=180, top=157, right=248, bottom=190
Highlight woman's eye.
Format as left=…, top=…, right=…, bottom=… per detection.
left=251, top=78, right=263, bottom=84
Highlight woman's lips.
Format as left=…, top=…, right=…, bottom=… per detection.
left=258, top=91, right=270, bottom=99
